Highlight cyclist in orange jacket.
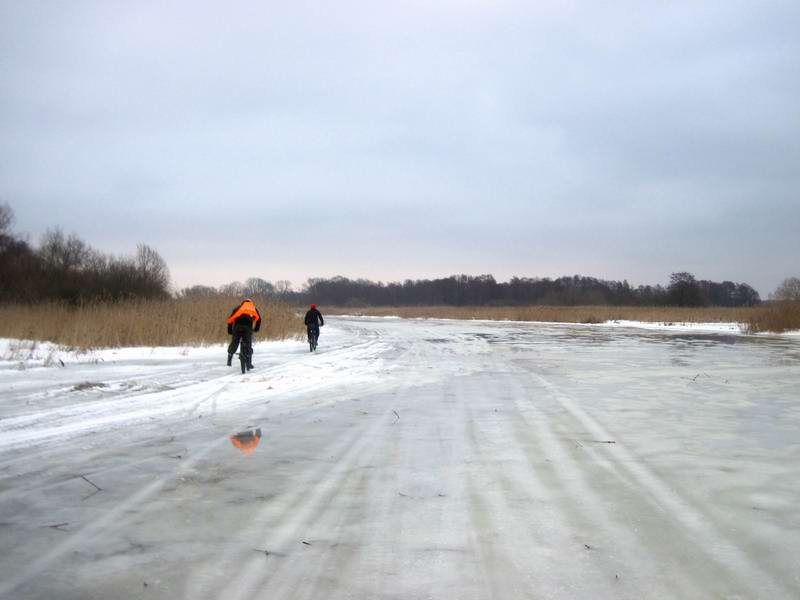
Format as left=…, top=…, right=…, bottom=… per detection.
left=226, top=298, right=262, bottom=370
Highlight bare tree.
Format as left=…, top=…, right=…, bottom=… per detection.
left=220, top=281, right=245, bottom=296
left=178, top=285, right=218, bottom=298
left=0, top=202, right=40, bottom=302
left=274, top=280, right=292, bottom=297
left=245, top=277, right=275, bottom=296
left=0, top=202, right=13, bottom=235
left=772, top=277, right=800, bottom=302
left=38, top=228, right=91, bottom=271
left=136, top=243, right=170, bottom=292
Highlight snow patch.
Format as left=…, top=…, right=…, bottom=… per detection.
left=597, top=320, right=744, bottom=333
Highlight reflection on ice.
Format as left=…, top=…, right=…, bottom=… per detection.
left=229, top=428, right=262, bottom=456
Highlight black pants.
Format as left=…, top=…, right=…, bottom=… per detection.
left=228, top=325, right=253, bottom=364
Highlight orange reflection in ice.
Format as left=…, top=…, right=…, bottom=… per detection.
left=229, top=428, right=262, bottom=456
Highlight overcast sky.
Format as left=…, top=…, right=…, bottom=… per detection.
left=2, top=1, right=798, bottom=295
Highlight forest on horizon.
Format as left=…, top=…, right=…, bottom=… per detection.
left=4, top=203, right=798, bottom=309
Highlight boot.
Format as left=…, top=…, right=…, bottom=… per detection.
left=227, top=353, right=233, bottom=366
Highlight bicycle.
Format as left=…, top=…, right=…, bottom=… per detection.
left=231, top=327, right=254, bottom=373
left=238, top=343, right=252, bottom=373
left=307, top=326, right=319, bottom=352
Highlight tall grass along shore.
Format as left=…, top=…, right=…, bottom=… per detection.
left=0, top=296, right=304, bottom=349
left=1, top=300, right=797, bottom=350
left=326, top=304, right=800, bottom=333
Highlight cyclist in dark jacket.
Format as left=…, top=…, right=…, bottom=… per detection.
left=226, top=299, right=262, bottom=369
left=304, top=304, right=324, bottom=347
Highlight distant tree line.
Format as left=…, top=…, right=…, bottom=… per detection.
left=184, top=271, right=763, bottom=308
left=180, top=278, right=293, bottom=300
left=3, top=201, right=783, bottom=309
left=296, top=272, right=761, bottom=307
left=0, top=203, right=170, bottom=303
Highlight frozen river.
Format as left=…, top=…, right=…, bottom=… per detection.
left=0, top=317, right=798, bottom=599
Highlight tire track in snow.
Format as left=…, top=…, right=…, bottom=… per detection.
left=205, top=408, right=393, bottom=600
left=0, top=330, right=391, bottom=598
left=461, top=401, right=530, bottom=598
left=0, top=335, right=389, bottom=452
left=231, top=331, right=429, bottom=600
left=502, top=368, right=688, bottom=597
left=0, top=327, right=376, bottom=433
left=526, top=369, right=795, bottom=599
left=463, top=354, right=630, bottom=598
left=0, top=351, right=393, bottom=513
left=0, top=434, right=232, bottom=599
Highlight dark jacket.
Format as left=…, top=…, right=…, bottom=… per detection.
left=304, top=308, right=324, bottom=327
left=227, top=303, right=262, bottom=334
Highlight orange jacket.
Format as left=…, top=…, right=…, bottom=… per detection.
left=226, top=300, right=261, bottom=326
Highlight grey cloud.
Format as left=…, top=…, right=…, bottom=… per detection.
left=1, top=0, right=798, bottom=295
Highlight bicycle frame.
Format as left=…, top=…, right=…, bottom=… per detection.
left=307, top=326, right=319, bottom=352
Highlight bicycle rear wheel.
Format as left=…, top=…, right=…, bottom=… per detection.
left=308, top=328, right=316, bottom=352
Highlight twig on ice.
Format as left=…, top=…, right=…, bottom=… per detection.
left=79, top=474, right=103, bottom=500
left=392, top=410, right=400, bottom=423
left=168, top=447, right=188, bottom=459
left=80, top=475, right=102, bottom=492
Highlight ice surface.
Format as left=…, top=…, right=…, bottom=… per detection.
left=0, top=318, right=798, bottom=599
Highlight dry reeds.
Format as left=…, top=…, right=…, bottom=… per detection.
left=326, top=304, right=784, bottom=329
left=0, top=296, right=304, bottom=349
left=3, top=300, right=797, bottom=349
left=743, top=302, right=800, bottom=334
